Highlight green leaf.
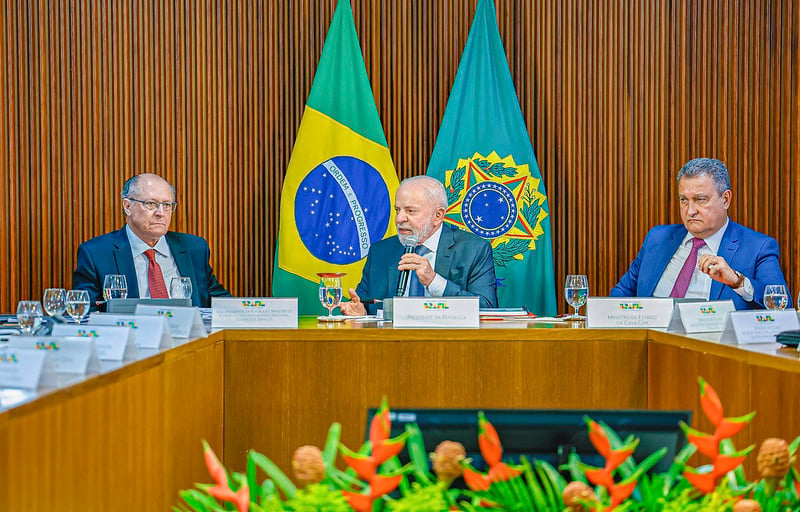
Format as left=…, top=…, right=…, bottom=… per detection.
left=249, top=450, right=297, bottom=499
left=323, top=423, right=342, bottom=467
left=405, top=424, right=433, bottom=485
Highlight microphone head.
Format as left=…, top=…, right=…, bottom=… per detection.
left=402, top=234, right=419, bottom=248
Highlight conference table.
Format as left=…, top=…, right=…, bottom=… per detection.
left=2, top=318, right=799, bottom=511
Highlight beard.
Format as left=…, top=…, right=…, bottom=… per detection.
left=398, top=216, right=436, bottom=245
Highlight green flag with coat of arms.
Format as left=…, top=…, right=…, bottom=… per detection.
left=426, top=0, right=557, bottom=315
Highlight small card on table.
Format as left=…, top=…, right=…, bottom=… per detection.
left=0, top=348, right=58, bottom=389
left=51, top=324, right=138, bottom=361
left=7, top=337, right=101, bottom=374
left=211, top=298, right=298, bottom=329
left=667, top=300, right=736, bottom=333
left=586, top=297, right=675, bottom=328
left=134, top=305, right=207, bottom=339
left=720, top=309, right=800, bottom=344
left=88, top=314, right=173, bottom=350
left=392, top=297, right=480, bottom=328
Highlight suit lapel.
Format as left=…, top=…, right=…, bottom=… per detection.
left=112, top=228, right=140, bottom=298
left=433, top=227, right=454, bottom=276
left=640, top=227, right=686, bottom=296
left=167, top=234, right=199, bottom=304
left=710, top=222, right=740, bottom=300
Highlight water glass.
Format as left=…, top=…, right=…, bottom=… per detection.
left=764, top=285, right=788, bottom=310
left=43, top=288, right=67, bottom=317
left=65, top=290, right=91, bottom=324
left=169, top=277, right=193, bottom=299
left=564, top=274, right=589, bottom=320
left=103, top=274, right=128, bottom=300
left=317, top=273, right=345, bottom=318
left=16, top=300, right=44, bottom=335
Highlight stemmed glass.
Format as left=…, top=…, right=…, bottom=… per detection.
left=103, top=274, right=128, bottom=300
left=43, top=288, right=67, bottom=318
left=65, top=290, right=91, bottom=324
left=564, top=274, right=589, bottom=320
left=318, top=273, right=345, bottom=319
left=16, top=300, right=44, bottom=335
left=764, top=285, right=788, bottom=311
left=169, top=277, right=193, bottom=299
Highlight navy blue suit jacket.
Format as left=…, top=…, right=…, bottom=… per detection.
left=610, top=222, right=789, bottom=309
left=73, top=228, right=230, bottom=308
left=354, top=225, right=498, bottom=313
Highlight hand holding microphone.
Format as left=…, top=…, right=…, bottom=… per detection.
left=395, top=235, right=419, bottom=296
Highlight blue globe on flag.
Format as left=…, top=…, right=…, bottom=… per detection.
left=295, top=156, right=391, bottom=265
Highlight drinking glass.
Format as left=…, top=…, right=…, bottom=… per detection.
left=16, top=300, right=44, bottom=335
left=103, top=274, right=128, bottom=300
left=65, top=290, right=91, bottom=324
left=564, top=274, right=589, bottom=320
left=42, top=288, right=67, bottom=317
left=764, top=285, right=788, bottom=310
left=318, top=273, right=345, bottom=318
left=169, top=277, right=193, bottom=299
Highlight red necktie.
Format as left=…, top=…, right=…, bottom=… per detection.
left=144, top=249, right=169, bottom=298
left=669, top=238, right=706, bottom=298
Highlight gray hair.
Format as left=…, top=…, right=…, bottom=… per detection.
left=676, top=158, right=731, bottom=195
left=399, top=175, right=448, bottom=209
left=121, top=173, right=176, bottom=200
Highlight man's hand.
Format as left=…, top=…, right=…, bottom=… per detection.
left=339, top=288, right=367, bottom=316
left=697, top=254, right=743, bottom=289
left=398, top=253, right=435, bottom=286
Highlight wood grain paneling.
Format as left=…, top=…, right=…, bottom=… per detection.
left=223, top=327, right=649, bottom=475
left=2, top=1, right=798, bottom=312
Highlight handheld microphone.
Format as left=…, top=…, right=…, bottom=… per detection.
left=395, top=234, right=419, bottom=296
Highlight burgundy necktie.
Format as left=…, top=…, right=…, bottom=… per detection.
left=669, top=238, right=706, bottom=298
left=144, top=249, right=169, bottom=298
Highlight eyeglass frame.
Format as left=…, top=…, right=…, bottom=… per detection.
left=124, top=197, right=179, bottom=212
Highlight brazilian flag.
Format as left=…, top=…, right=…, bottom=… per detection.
left=272, top=0, right=399, bottom=315
left=426, top=0, right=557, bottom=315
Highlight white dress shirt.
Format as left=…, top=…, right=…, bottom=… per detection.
left=404, top=225, right=447, bottom=297
left=125, top=225, right=182, bottom=298
left=652, top=219, right=753, bottom=301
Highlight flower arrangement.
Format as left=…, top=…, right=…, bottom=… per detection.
left=176, top=380, right=800, bottom=511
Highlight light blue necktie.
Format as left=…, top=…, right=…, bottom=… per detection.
left=407, top=245, right=431, bottom=297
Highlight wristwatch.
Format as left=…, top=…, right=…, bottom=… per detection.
left=732, top=270, right=745, bottom=289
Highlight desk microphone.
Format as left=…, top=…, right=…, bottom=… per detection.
left=395, top=234, right=419, bottom=297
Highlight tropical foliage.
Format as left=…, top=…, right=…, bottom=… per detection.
left=176, top=380, right=800, bottom=512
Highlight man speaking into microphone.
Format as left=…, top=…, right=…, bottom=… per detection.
left=340, top=176, right=497, bottom=316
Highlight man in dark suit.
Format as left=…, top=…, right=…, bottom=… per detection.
left=340, top=175, right=497, bottom=315
left=611, top=158, right=789, bottom=309
left=73, top=173, right=230, bottom=308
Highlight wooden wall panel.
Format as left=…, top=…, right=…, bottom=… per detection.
left=1, top=1, right=798, bottom=312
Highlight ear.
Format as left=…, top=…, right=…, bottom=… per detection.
left=722, top=189, right=732, bottom=209
left=122, top=198, right=132, bottom=216
left=433, top=206, right=446, bottom=221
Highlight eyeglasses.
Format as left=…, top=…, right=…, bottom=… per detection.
left=126, top=197, right=178, bottom=212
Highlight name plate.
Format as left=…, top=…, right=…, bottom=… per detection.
left=392, top=297, right=480, bottom=328
left=7, top=337, right=101, bottom=375
left=586, top=298, right=675, bottom=328
left=134, top=305, right=207, bottom=339
left=721, top=309, right=800, bottom=344
left=88, top=314, right=173, bottom=350
left=51, top=324, right=138, bottom=361
left=0, top=348, right=58, bottom=389
left=668, top=300, right=736, bottom=333
left=211, top=298, right=298, bottom=329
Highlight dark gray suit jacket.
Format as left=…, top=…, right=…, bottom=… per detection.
left=355, top=225, right=498, bottom=313
left=73, top=228, right=230, bottom=308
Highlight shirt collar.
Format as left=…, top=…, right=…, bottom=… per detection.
left=682, top=217, right=729, bottom=253
left=420, top=224, right=443, bottom=254
left=125, top=225, right=171, bottom=258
